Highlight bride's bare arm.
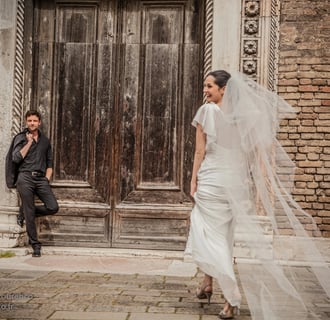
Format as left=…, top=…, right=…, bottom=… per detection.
left=190, top=124, right=206, bottom=197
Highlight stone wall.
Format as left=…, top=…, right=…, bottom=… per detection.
left=278, top=0, right=330, bottom=236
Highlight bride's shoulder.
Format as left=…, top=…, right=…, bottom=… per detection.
left=198, top=103, right=218, bottom=112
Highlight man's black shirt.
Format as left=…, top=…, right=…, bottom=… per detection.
left=12, top=130, right=53, bottom=175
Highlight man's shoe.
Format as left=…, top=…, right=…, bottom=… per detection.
left=32, top=248, right=41, bottom=257
left=17, top=207, right=25, bottom=228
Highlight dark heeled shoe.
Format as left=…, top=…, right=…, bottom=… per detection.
left=196, top=284, right=213, bottom=305
left=219, top=303, right=240, bottom=319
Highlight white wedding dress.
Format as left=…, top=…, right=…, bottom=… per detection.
left=185, top=72, right=330, bottom=319
left=187, top=103, right=248, bottom=307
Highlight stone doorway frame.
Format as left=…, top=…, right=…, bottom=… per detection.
left=4, top=0, right=281, bottom=250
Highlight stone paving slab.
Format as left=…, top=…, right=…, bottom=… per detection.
left=129, top=314, right=200, bottom=320
left=49, top=311, right=128, bottom=320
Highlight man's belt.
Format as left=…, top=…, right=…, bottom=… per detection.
left=31, top=171, right=45, bottom=177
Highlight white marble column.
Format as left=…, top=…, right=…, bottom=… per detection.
left=211, top=0, right=241, bottom=73
left=0, top=0, right=25, bottom=248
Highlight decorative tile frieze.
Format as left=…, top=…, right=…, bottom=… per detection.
left=245, top=1, right=260, bottom=17
left=243, top=60, right=257, bottom=75
left=244, top=19, right=259, bottom=34
left=241, top=0, right=260, bottom=79
left=240, top=0, right=281, bottom=91
left=244, top=40, right=258, bottom=55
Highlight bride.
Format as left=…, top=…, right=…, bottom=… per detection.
left=186, top=70, right=330, bottom=319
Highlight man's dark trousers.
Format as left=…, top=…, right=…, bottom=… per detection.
left=16, top=172, right=59, bottom=250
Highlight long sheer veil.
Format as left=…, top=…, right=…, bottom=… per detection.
left=218, top=72, right=330, bottom=319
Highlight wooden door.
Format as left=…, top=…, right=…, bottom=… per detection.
left=112, top=0, right=204, bottom=249
left=25, top=0, right=204, bottom=249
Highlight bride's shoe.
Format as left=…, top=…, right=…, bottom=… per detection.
left=196, top=284, right=213, bottom=305
left=218, top=303, right=240, bottom=319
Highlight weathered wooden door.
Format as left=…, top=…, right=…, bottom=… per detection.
left=25, top=0, right=204, bottom=249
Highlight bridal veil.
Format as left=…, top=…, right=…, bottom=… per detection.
left=188, top=71, right=330, bottom=319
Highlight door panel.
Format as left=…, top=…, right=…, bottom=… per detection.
left=113, top=0, right=204, bottom=249
left=28, top=0, right=204, bottom=249
left=140, top=44, right=180, bottom=186
left=32, top=0, right=116, bottom=247
left=114, top=207, right=191, bottom=249
left=55, top=43, right=95, bottom=181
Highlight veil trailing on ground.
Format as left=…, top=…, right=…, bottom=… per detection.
left=218, top=72, right=330, bottom=319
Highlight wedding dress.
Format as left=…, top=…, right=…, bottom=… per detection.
left=185, top=72, right=330, bottom=319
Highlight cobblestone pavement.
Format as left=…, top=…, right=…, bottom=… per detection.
left=0, top=249, right=329, bottom=319
left=0, top=268, right=252, bottom=320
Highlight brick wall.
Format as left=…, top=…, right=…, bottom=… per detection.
left=277, top=0, right=330, bottom=236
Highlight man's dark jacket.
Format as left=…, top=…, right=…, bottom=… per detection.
left=5, top=129, right=28, bottom=188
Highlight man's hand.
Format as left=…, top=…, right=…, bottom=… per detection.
left=19, top=132, right=34, bottom=158
left=26, top=132, right=33, bottom=143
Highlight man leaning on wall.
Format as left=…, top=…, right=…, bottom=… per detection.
left=9, top=110, right=59, bottom=257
